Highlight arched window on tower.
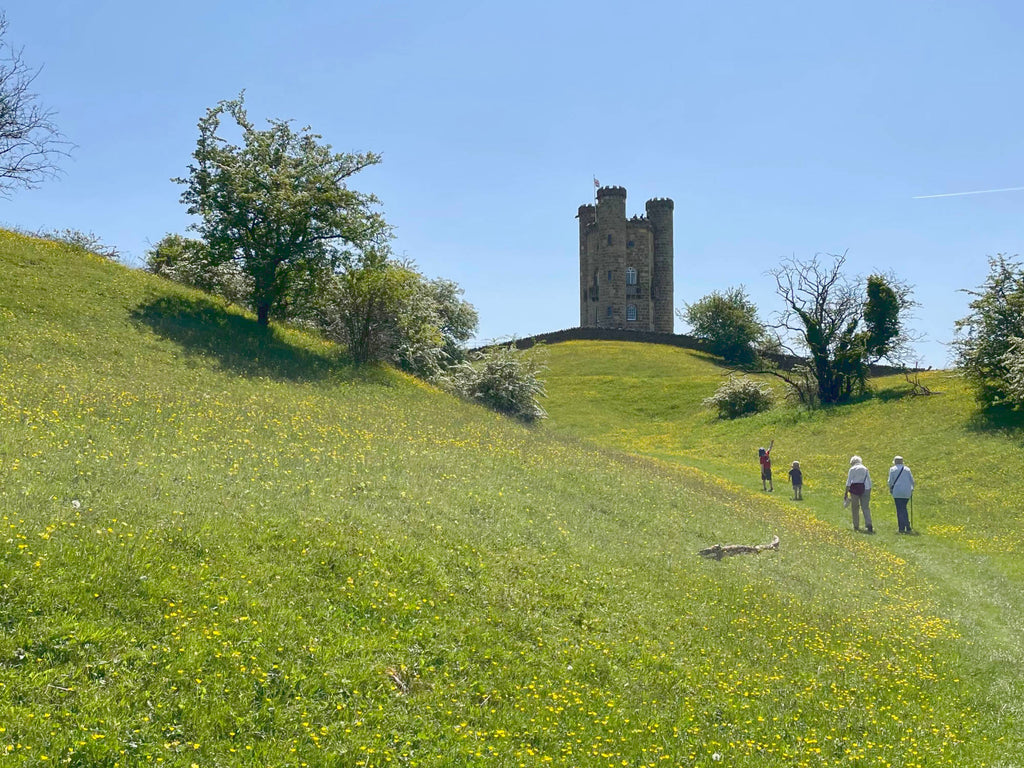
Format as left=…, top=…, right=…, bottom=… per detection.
left=626, top=304, right=637, bottom=322
left=625, top=267, right=637, bottom=285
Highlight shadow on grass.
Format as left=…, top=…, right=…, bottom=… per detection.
left=842, top=385, right=918, bottom=406
left=704, top=362, right=921, bottom=407
left=131, top=294, right=369, bottom=384
left=965, top=403, right=1024, bottom=436
left=701, top=354, right=758, bottom=374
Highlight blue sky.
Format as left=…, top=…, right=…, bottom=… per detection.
left=4, top=0, right=1024, bottom=367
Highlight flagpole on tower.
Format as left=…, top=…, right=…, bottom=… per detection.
left=593, top=176, right=599, bottom=206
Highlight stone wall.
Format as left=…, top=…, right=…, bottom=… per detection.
left=478, top=327, right=913, bottom=377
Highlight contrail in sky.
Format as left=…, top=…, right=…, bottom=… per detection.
left=913, top=185, right=1024, bottom=199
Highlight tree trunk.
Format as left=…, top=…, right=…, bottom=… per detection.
left=257, top=303, right=270, bottom=326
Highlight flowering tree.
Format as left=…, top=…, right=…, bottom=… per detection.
left=176, top=94, right=388, bottom=326
left=953, top=254, right=1024, bottom=407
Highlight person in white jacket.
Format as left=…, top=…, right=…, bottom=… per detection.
left=845, top=456, right=873, bottom=533
left=887, top=456, right=915, bottom=534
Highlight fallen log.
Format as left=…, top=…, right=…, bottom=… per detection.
left=699, top=535, right=780, bottom=560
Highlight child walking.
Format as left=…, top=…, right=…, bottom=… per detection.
left=788, top=460, right=803, bottom=500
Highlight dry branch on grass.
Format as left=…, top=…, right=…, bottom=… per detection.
left=699, top=535, right=780, bottom=560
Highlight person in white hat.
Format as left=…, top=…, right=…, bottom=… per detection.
left=887, top=455, right=915, bottom=534
left=845, top=455, right=873, bottom=533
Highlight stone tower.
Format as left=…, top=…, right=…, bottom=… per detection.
left=578, top=186, right=674, bottom=332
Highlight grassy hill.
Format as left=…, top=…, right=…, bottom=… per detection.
left=543, top=341, right=1024, bottom=757
left=0, top=229, right=1019, bottom=766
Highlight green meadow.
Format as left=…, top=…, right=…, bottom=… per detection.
left=1, top=228, right=1021, bottom=767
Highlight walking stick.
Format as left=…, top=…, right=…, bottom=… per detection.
left=910, top=494, right=914, bottom=531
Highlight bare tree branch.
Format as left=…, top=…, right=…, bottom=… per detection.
left=0, top=13, right=72, bottom=196
left=764, top=251, right=916, bottom=405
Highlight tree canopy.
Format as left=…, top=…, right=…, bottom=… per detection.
left=679, top=286, right=764, bottom=365
left=175, top=94, right=389, bottom=325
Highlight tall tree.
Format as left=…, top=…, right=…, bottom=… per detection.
left=176, top=94, right=388, bottom=326
left=0, top=13, right=70, bottom=196
left=768, top=253, right=914, bottom=405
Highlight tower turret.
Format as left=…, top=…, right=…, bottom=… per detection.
left=578, top=204, right=596, bottom=325
left=594, top=187, right=628, bottom=327
left=646, top=197, right=674, bottom=334
left=596, top=186, right=627, bottom=223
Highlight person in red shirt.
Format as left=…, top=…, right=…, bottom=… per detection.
left=758, top=439, right=774, bottom=492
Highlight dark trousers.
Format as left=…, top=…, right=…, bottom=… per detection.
left=894, top=497, right=911, bottom=532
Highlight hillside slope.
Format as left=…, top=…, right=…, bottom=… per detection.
left=544, top=341, right=1024, bottom=751
left=0, top=231, right=1017, bottom=766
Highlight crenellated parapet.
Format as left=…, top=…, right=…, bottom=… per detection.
left=577, top=204, right=596, bottom=226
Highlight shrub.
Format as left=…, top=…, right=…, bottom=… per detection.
left=37, top=227, right=120, bottom=261
left=1001, top=336, right=1024, bottom=408
left=145, top=233, right=253, bottom=307
left=781, top=364, right=819, bottom=409
left=146, top=233, right=205, bottom=279
left=316, top=257, right=477, bottom=379
left=703, top=375, right=774, bottom=419
left=319, top=258, right=435, bottom=368
left=443, top=343, right=547, bottom=423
